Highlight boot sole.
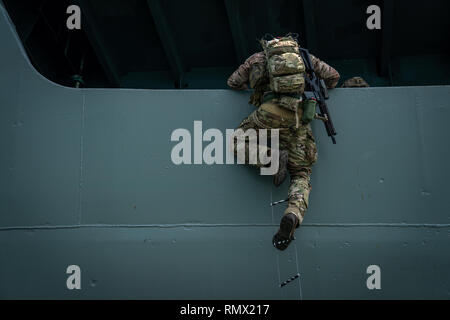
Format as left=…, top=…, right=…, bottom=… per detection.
left=272, top=214, right=297, bottom=251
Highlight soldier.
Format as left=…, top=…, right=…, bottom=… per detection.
left=227, top=35, right=340, bottom=251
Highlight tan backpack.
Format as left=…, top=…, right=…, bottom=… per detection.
left=260, top=36, right=306, bottom=95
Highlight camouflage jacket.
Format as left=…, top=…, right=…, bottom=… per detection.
left=227, top=51, right=340, bottom=105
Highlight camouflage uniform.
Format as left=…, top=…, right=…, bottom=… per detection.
left=228, top=51, right=339, bottom=225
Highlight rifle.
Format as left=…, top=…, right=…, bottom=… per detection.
left=299, top=48, right=337, bottom=144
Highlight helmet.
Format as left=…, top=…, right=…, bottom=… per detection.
left=341, top=77, right=370, bottom=88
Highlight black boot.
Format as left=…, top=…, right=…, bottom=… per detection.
left=272, top=213, right=299, bottom=251
left=273, top=150, right=289, bottom=187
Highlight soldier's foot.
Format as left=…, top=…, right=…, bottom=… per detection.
left=273, top=150, right=289, bottom=187
left=272, top=213, right=299, bottom=251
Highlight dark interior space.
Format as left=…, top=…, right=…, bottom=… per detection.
left=4, top=0, right=450, bottom=89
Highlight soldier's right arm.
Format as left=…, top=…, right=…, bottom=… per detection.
left=227, top=52, right=265, bottom=90
left=309, top=54, right=340, bottom=89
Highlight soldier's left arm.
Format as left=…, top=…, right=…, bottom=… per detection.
left=309, top=54, right=340, bottom=89
left=227, top=52, right=265, bottom=90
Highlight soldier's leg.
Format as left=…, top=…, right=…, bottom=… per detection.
left=273, top=125, right=317, bottom=250
left=231, top=110, right=272, bottom=167
left=284, top=125, right=317, bottom=224
left=248, top=107, right=292, bottom=184
left=285, top=168, right=312, bottom=225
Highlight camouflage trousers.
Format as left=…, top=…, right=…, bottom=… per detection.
left=232, top=102, right=318, bottom=225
